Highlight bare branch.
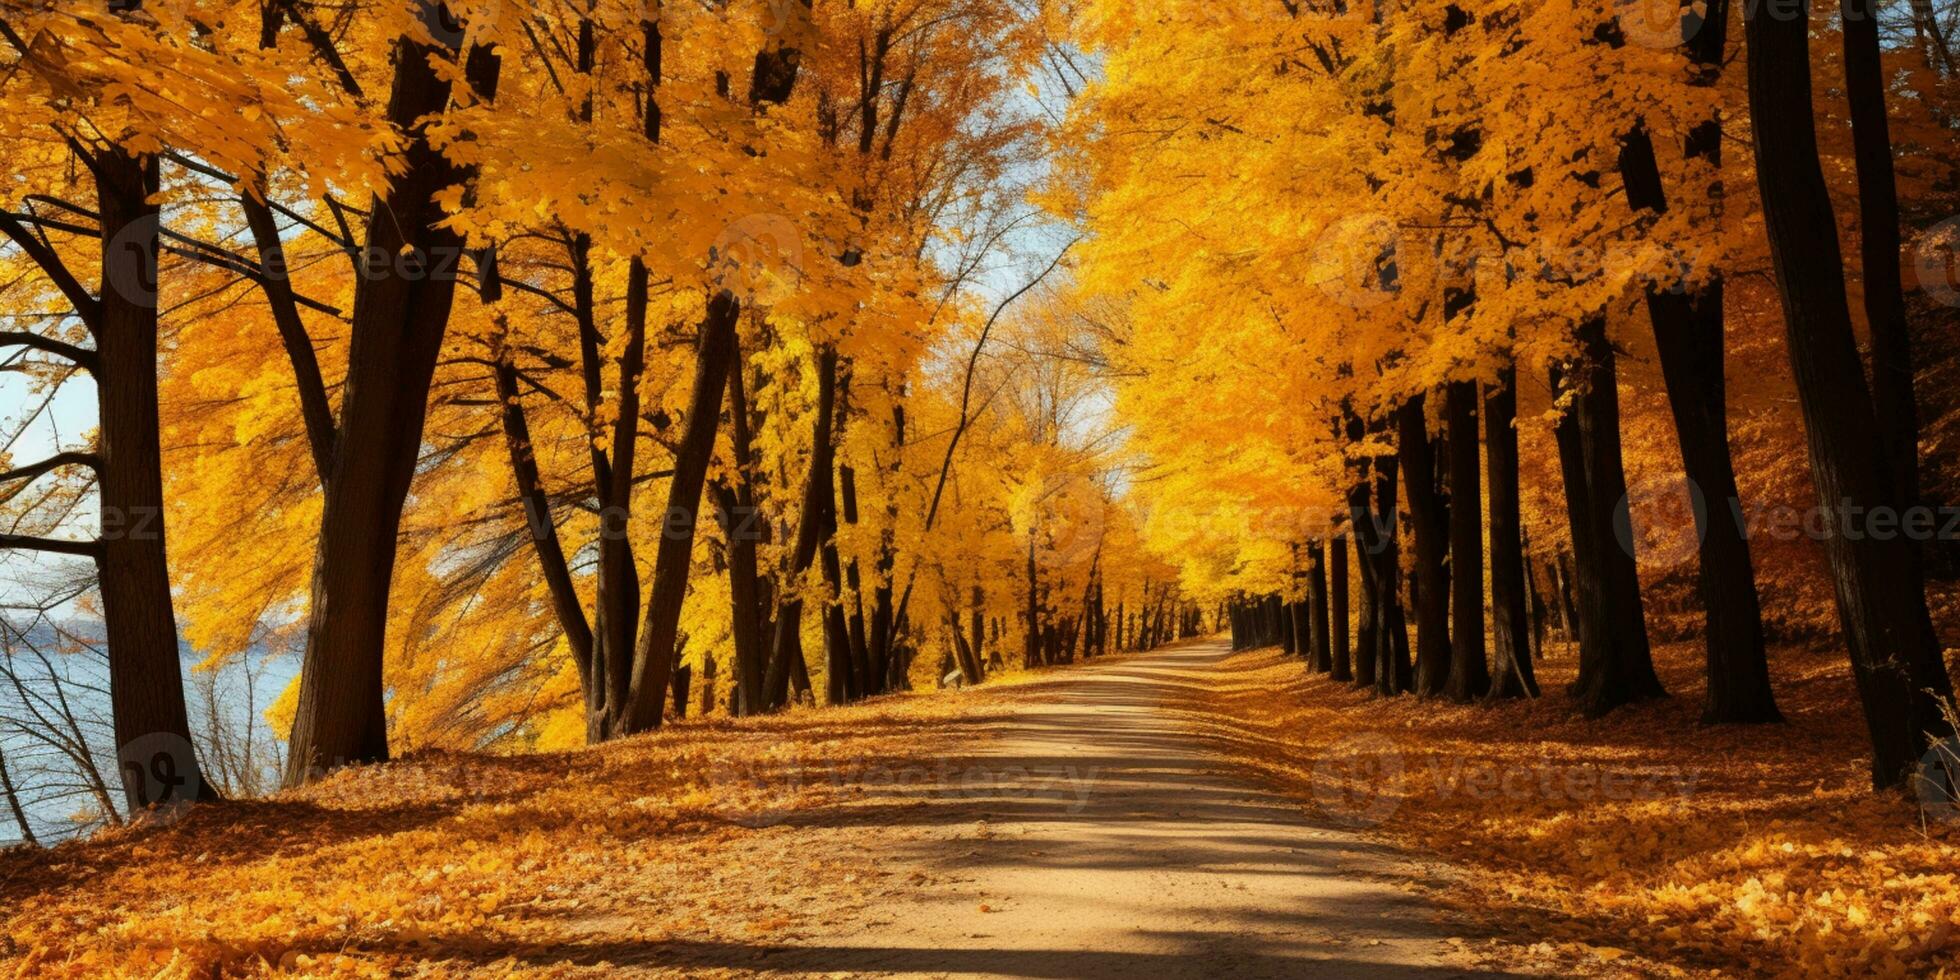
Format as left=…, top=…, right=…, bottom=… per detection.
left=0, top=331, right=96, bottom=372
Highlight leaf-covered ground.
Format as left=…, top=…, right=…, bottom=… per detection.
left=0, top=685, right=1033, bottom=977
left=1185, top=640, right=1960, bottom=978
left=4, top=637, right=1954, bottom=978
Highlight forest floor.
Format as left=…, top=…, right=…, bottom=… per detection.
left=0, top=636, right=1955, bottom=978
left=1191, top=638, right=1960, bottom=979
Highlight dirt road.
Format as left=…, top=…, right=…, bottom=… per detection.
left=678, top=639, right=1503, bottom=978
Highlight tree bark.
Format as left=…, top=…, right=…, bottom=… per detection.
left=1484, top=369, right=1539, bottom=699
left=1744, top=0, right=1955, bottom=787
left=1398, top=395, right=1452, bottom=697
left=620, top=293, right=741, bottom=733
left=1552, top=321, right=1666, bottom=718
left=1843, top=0, right=1923, bottom=513
left=286, top=15, right=497, bottom=784
left=1445, top=381, right=1491, bottom=702
left=95, top=149, right=217, bottom=810
left=1307, top=540, right=1332, bottom=673
left=713, top=352, right=766, bottom=716
left=763, top=345, right=839, bottom=710
left=1613, top=0, right=1777, bottom=723
left=1329, top=534, right=1351, bottom=682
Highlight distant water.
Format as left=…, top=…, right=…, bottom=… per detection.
left=0, top=621, right=297, bottom=846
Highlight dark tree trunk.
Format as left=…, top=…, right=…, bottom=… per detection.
left=494, top=347, right=597, bottom=711
left=239, top=194, right=335, bottom=481
left=0, top=744, right=33, bottom=846
left=1398, top=395, right=1452, bottom=697
left=820, top=497, right=857, bottom=704
left=1552, top=320, right=1667, bottom=718
left=763, top=346, right=839, bottom=711
left=1279, top=589, right=1298, bottom=655
left=1484, top=370, right=1539, bottom=699
left=714, top=355, right=766, bottom=716
left=1553, top=549, right=1579, bottom=642
left=1744, top=0, right=1955, bottom=787
left=620, top=293, right=741, bottom=733
left=670, top=664, right=691, bottom=720
left=1349, top=482, right=1379, bottom=689
left=95, top=149, right=216, bottom=809
left=1524, top=550, right=1550, bottom=662
left=1843, top=0, right=1923, bottom=513
left=286, top=22, right=498, bottom=784
left=1445, top=381, right=1491, bottom=702
left=1308, top=542, right=1332, bottom=672
left=1613, top=0, right=1778, bottom=723
left=970, top=585, right=987, bottom=677
left=1370, top=448, right=1412, bottom=696
left=1329, top=535, right=1352, bottom=682
left=835, top=379, right=874, bottom=695
left=1024, top=536, right=1041, bottom=666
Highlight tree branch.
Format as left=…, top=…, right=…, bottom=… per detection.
left=0, top=534, right=102, bottom=559
left=0, top=331, right=97, bottom=372
left=0, top=452, right=101, bottom=486
left=0, top=212, right=101, bottom=333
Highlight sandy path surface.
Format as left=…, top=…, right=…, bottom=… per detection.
left=671, top=639, right=1507, bottom=978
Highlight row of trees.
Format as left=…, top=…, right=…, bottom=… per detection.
left=1068, top=0, right=1960, bottom=790
left=0, top=0, right=1201, bottom=833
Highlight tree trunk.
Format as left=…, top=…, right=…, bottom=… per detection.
left=620, top=293, right=741, bottom=733
left=1613, top=0, right=1777, bottom=723
left=0, top=744, right=33, bottom=846
left=1308, top=540, right=1332, bottom=673
left=1553, top=549, right=1579, bottom=642
left=1329, top=535, right=1352, bottom=682
left=1024, top=534, right=1041, bottom=667
left=1398, top=395, right=1452, bottom=697
left=713, top=354, right=766, bottom=716
left=1744, top=0, right=1955, bottom=787
left=1843, top=0, right=1923, bottom=513
left=95, top=149, right=216, bottom=810
left=1371, top=447, right=1412, bottom=696
left=1349, top=480, right=1379, bottom=689
left=1485, top=370, right=1539, bottom=699
left=1279, top=589, right=1297, bottom=655
left=1552, top=321, right=1666, bottom=718
left=763, top=345, right=839, bottom=711
left=819, top=485, right=857, bottom=705
left=1445, top=381, right=1491, bottom=702
left=286, top=21, right=497, bottom=784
